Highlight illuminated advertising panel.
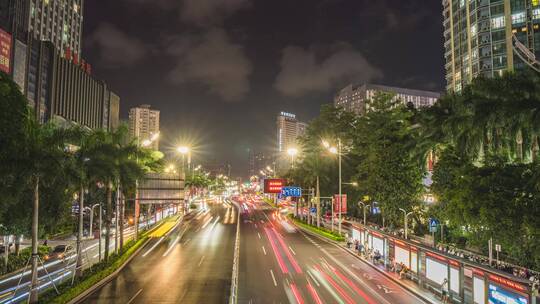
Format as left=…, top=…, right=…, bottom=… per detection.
left=450, top=267, right=460, bottom=293
left=411, top=251, right=418, bottom=273
left=395, top=245, right=410, bottom=269
left=264, top=179, right=286, bottom=194
left=426, top=257, right=448, bottom=285
left=333, top=194, right=347, bottom=213
left=488, top=284, right=528, bottom=304
left=372, top=235, right=384, bottom=256
left=352, top=228, right=361, bottom=242
left=474, top=277, right=486, bottom=304
left=0, top=28, right=12, bottom=73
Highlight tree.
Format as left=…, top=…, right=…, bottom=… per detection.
left=20, top=118, right=72, bottom=303
left=352, top=92, right=425, bottom=227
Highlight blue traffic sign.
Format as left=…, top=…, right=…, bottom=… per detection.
left=281, top=186, right=302, bottom=197
left=429, top=218, right=439, bottom=233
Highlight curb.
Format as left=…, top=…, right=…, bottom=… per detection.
left=291, top=221, right=440, bottom=304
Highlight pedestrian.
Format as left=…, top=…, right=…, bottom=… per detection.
left=441, top=278, right=449, bottom=303
left=43, top=239, right=48, bottom=247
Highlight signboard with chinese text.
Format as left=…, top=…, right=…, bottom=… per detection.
left=333, top=194, right=347, bottom=213
left=0, top=29, right=12, bottom=73
left=263, top=179, right=286, bottom=194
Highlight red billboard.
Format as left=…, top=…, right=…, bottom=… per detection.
left=333, top=194, right=347, bottom=213
left=264, top=179, right=286, bottom=194
left=0, top=28, right=12, bottom=74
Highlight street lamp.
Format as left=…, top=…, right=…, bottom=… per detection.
left=287, top=147, right=298, bottom=169
left=399, top=208, right=414, bottom=239
left=177, top=146, right=191, bottom=173
left=358, top=202, right=370, bottom=226
left=322, top=138, right=343, bottom=235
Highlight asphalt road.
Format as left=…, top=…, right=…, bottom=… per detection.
left=82, top=200, right=237, bottom=304
left=0, top=208, right=175, bottom=304
left=237, top=197, right=429, bottom=304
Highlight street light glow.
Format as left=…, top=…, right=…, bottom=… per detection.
left=322, top=140, right=330, bottom=149
left=177, top=146, right=190, bottom=154
left=329, top=146, right=338, bottom=154
left=287, top=147, right=298, bottom=156
left=141, top=139, right=152, bottom=147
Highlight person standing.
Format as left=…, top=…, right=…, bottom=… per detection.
left=441, top=278, right=449, bottom=303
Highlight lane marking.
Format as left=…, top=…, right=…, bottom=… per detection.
left=262, top=246, right=266, bottom=255
left=126, top=288, right=143, bottom=304
left=288, top=246, right=296, bottom=255
left=142, top=237, right=165, bottom=257
left=269, top=269, right=277, bottom=287
left=257, top=233, right=261, bottom=239
left=201, top=216, right=214, bottom=230
left=162, top=235, right=180, bottom=257
left=198, top=255, right=205, bottom=267
left=307, top=270, right=320, bottom=287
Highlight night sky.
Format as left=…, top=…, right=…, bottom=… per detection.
left=83, top=0, right=445, bottom=177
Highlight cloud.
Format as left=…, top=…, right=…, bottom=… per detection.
left=88, top=23, right=148, bottom=67
left=166, top=28, right=253, bottom=101
left=274, top=43, right=382, bottom=97
left=180, top=0, right=250, bottom=27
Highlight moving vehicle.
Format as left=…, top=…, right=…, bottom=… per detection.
left=44, top=244, right=74, bottom=261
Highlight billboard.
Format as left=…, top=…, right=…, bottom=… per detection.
left=136, top=173, right=185, bottom=204
left=488, top=284, right=528, bottom=304
left=264, top=179, right=285, bottom=193
left=0, top=28, right=12, bottom=74
left=333, top=194, right=347, bottom=213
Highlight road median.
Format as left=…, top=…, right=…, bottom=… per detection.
left=287, top=215, right=345, bottom=242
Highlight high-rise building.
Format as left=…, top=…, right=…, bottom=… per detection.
left=129, top=105, right=160, bottom=150
left=442, top=0, right=540, bottom=92
left=0, top=0, right=83, bottom=55
left=334, top=83, right=440, bottom=116
left=276, top=112, right=306, bottom=169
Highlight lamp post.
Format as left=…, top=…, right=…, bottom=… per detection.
left=88, top=204, right=99, bottom=239
left=287, top=147, right=298, bottom=169
left=323, top=138, right=343, bottom=235
left=358, top=202, right=370, bottom=226
left=135, top=132, right=159, bottom=240
left=177, top=146, right=190, bottom=211
left=399, top=208, right=414, bottom=239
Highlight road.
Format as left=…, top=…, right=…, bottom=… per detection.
left=81, top=200, right=237, bottom=303
left=0, top=207, right=175, bottom=304
left=237, top=196, right=429, bottom=304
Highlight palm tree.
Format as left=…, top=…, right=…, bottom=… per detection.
left=22, top=118, right=72, bottom=303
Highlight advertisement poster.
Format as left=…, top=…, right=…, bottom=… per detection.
left=333, top=194, right=347, bottom=213
left=488, top=284, right=528, bottom=304
left=0, top=28, right=12, bottom=73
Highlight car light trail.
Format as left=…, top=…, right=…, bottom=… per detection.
left=307, top=282, right=323, bottom=304
left=263, top=227, right=288, bottom=274
left=290, top=283, right=304, bottom=304
left=332, top=267, right=377, bottom=304
left=315, top=265, right=355, bottom=304
left=272, top=228, right=302, bottom=273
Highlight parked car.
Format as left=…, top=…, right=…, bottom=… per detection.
left=44, top=244, right=74, bottom=261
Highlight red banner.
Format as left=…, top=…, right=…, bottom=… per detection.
left=264, top=179, right=286, bottom=193
left=0, top=29, right=12, bottom=74
left=333, top=194, right=347, bottom=213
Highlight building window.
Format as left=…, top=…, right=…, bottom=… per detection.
left=533, top=8, right=540, bottom=20
left=471, top=24, right=477, bottom=36
left=511, top=12, right=526, bottom=24
left=491, top=16, right=505, bottom=29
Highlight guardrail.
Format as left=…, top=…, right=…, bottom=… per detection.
left=229, top=200, right=241, bottom=304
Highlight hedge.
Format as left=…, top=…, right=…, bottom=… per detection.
left=289, top=215, right=345, bottom=242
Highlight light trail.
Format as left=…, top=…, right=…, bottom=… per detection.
left=290, top=283, right=305, bottom=304
left=263, top=227, right=288, bottom=274
left=307, top=282, right=323, bottom=304
left=272, top=228, right=302, bottom=274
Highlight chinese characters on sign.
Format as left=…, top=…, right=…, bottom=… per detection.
left=263, top=179, right=286, bottom=194
left=0, top=29, right=12, bottom=74
left=333, top=194, right=347, bottom=213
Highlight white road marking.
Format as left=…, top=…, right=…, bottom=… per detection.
left=257, top=233, right=261, bottom=239
left=288, top=246, right=296, bottom=255
left=262, top=246, right=267, bottom=255
left=269, top=269, right=277, bottom=287
left=307, top=270, right=320, bottom=287
left=198, top=255, right=205, bottom=267
left=162, top=236, right=180, bottom=257
left=127, top=288, right=143, bottom=304
left=201, top=216, right=214, bottom=230
left=142, top=237, right=165, bottom=257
